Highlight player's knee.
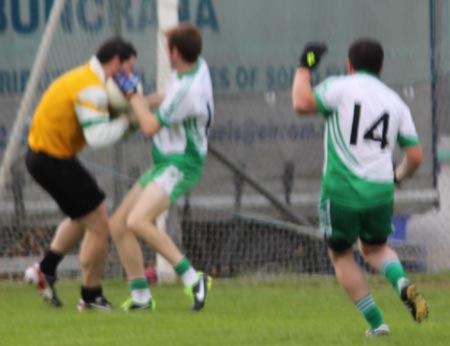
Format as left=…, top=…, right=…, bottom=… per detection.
left=126, top=212, right=146, bottom=238
left=80, top=203, right=110, bottom=237
left=90, top=218, right=110, bottom=239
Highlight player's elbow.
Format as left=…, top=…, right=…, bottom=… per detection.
left=292, top=98, right=306, bottom=113
left=140, top=125, right=156, bottom=137
left=292, top=97, right=316, bottom=114
left=139, top=116, right=162, bottom=137
left=139, top=121, right=158, bottom=137
left=407, top=146, right=423, bottom=169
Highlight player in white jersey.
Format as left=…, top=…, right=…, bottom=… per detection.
left=291, top=38, right=428, bottom=336
left=110, top=23, right=213, bottom=311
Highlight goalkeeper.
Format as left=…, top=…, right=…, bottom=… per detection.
left=25, top=37, right=137, bottom=311
left=110, top=23, right=213, bottom=311
left=291, top=39, right=429, bottom=336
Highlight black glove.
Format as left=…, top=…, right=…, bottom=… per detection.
left=299, top=42, right=327, bottom=70
left=114, top=71, right=139, bottom=98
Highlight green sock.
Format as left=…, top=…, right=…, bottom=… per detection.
left=129, top=277, right=149, bottom=290
left=356, top=294, right=384, bottom=329
left=174, top=257, right=192, bottom=276
left=381, top=259, right=409, bottom=295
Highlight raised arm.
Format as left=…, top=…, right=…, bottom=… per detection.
left=292, top=68, right=318, bottom=114
left=291, top=42, right=327, bottom=115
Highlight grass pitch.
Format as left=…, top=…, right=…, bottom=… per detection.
left=0, top=274, right=449, bottom=346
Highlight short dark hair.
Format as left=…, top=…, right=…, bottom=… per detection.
left=348, top=38, right=383, bottom=75
left=166, top=23, right=202, bottom=63
left=96, top=36, right=137, bottom=64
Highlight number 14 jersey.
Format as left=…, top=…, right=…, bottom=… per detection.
left=313, top=72, right=420, bottom=209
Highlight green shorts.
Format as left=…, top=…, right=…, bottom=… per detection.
left=319, top=197, right=394, bottom=251
left=139, top=163, right=202, bottom=204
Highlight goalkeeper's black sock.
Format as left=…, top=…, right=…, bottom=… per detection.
left=40, top=249, right=64, bottom=277
left=81, top=286, right=103, bottom=303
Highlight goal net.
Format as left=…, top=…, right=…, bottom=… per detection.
left=0, top=0, right=449, bottom=281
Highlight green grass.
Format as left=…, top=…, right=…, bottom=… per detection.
left=1, top=275, right=449, bottom=346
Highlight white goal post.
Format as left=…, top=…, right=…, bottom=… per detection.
left=155, top=0, right=180, bottom=284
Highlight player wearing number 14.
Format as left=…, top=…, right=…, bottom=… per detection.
left=292, top=39, right=428, bottom=336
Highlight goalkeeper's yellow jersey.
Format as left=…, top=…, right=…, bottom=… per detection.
left=28, top=57, right=108, bottom=158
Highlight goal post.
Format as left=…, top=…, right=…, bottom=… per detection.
left=155, top=0, right=180, bottom=284
left=157, top=0, right=179, bottom=93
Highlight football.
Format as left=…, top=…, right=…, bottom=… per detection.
left=106, top=77, right=143, bottom=118
left=24, top=263, right=39, bottom=285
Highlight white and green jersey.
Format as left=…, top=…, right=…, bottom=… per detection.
left=154, top=58, right=214, bottom=172
left=313, top=72, right=420, bottom=209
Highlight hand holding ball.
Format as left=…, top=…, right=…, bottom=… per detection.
left=106, top=73, right=143, bottom=118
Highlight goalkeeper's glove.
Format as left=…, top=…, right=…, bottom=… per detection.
left=299, top=42, right=328, bottom=70
left=114, top=71, right=139, bottom=98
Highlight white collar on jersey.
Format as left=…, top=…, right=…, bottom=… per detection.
left=89, top=56, right=106, bottom=83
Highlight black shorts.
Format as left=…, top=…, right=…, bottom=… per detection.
left=25, top=147, right=105, bottom=219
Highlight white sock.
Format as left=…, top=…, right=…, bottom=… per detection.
left=181, top=267, right=198, bottom=287
left=397, top=277, right=410, bottom=293
left=131, top=288, right=151, bottom=304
